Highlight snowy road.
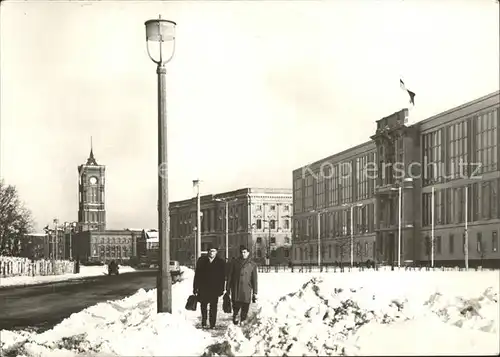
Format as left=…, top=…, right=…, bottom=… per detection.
left=0, top=270, right=157, bottom=332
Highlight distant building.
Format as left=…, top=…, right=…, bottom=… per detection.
left=41, top=226, right=67, bottom=260
left=19, top=233, right=47, bottom=260
left=170, top=187, right=293, bottom=266
left=292, top=90, right=499, bottom=267
left=72, top=228, right=142, bottom=264
left=136, top=229, right=159, bottom=264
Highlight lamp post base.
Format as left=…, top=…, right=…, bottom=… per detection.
left=157, top=272, right=173, bottom=313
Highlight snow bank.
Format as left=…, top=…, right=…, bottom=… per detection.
left=221, top=270, right=500, bottom=356
left=1, top=266, right=208, bottom=357
left=1, top=268, right=498, bottom=356
left=0, top=265, right=138, bottom=287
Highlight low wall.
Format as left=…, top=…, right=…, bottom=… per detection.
left=0, top=256, right=75, bottom=278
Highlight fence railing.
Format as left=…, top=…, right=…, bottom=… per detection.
left=0, top=256, right=75, bottom=278
left=256, top=264, right=497, bottom=274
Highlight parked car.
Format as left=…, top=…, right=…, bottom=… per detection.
left=169, top=260, right=180, bottom=272
left=169, top=260, right=182, bottom=282
left=108, top=260, right=119, bottom=275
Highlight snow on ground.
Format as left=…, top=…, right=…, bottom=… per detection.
left=1, top=268, right=498, bottom=356
left=0, top=265, right=138, bottom=287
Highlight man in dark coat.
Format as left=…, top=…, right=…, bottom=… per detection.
left=193, top=244, right=226, bottom=329
left=226, top=245, right=258, bottom=325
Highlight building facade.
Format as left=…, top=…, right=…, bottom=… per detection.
left=19, top=233, right=47, bottom=260
left=292, top=141, right=377, bottom=266
left=170, top=188, right=293, bottom=266
left=77, top=144, right=106, bottom=232
left=293, top=90, right=499, bottom=267
left=72, top=228, right=142, bottom=263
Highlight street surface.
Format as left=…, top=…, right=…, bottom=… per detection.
left=0, top=270, right=157, bottom=332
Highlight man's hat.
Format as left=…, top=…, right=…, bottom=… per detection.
left=207, top=243, right=218, bottom=251
left=239, top=245, right=249, bottom=252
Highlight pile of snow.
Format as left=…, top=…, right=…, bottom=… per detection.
left=0, top=265, right=138, bottom=287
left=1, top=268, right=498, bottom=356
left=0, top=266, right=209, bottom=357
left=220, top=270, right=500, bottom=356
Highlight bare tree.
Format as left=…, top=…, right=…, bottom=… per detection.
left=425, top=236, right=436, bottom=267
left=336, top=236, right=350, bottom=269
left=357, top=242, right=366, bottom=269
left=478, top=240, right=487, bottom=268
left=0, top=180, right=34, bottom=256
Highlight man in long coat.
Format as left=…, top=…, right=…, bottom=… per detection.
left=193, top=244, right=226, bottom=329
left=226, top=245, right=258, bottom=325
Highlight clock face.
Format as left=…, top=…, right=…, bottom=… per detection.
left=89, top=176, right=98, bottom=185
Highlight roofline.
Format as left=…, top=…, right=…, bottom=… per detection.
left=293, top=140, right=375, bottom=173
left=170, top=187, right=292, bottom=207
left=414, top=90, right=499, bottom=127
left=293, top=90, right=500, bottom=174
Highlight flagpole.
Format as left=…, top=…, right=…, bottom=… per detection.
left=431, top=186, right=435, bottom=268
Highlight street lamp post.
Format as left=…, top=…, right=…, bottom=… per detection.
left=341, top=203, right=363, bottom=267
left=193, top=179, right=202, bottom=261
left=53, top=219, right=59, bottom=261
left=464, top=185, right=469, bottom=270
left=389, top=186, right=403, bottom=268
left=312, top=209, right=328, bottom=268
left=64, top=221, right=77, bottom=260
left=225, top=200, right=228, bottom=260
left=145, top=15, right=176, bottom=313
left=398, top=185, right=402, bottom=268
left=431, top=187, right=435, bottom=268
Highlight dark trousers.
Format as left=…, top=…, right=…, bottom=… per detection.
left=232, top=301, right=250, bottom=321
left=200, top=297, right=219, bottom=327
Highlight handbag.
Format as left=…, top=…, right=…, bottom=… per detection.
left=223, top=292, right=232, bottom=313
left=185, top=294, right=198, bottom=311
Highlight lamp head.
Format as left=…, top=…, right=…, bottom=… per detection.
left=145, top=16, right=176, bottom=65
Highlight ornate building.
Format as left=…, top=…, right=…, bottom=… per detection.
left=170, top=188, right=293, bottom=266
left=77, top=142, right=106, bottom=232
left=292, top=90, right=499, bottom=267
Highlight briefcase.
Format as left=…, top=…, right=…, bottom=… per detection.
left=185, top=294, right=198, bottom=311
left=223, top=292, right=232, bottom=313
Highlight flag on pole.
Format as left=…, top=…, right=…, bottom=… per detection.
left=400, top=79, right=415, bottom=105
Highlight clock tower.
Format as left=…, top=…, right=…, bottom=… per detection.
left=77, top=140, right=106, bottom=232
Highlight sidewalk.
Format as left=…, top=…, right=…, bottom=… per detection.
left=0, top=265, right=138, bottom=287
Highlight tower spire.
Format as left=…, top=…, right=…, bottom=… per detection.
left=86, top=136, right=97, bottom=165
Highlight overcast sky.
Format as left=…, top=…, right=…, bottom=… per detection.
left=1, top=0, right=498, bottom=231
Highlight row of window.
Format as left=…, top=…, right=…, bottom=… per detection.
left=254, top=204, right=290, bottom=211
left=255, top=218, right=290, bottom=230
left=254, top=236, right=291, bottom=245
left=293, top=204, right=375, bottom=240
left=294, top=108, right=498, bottom=212
left=172, top=215, right=290, bottom=238
left=293, top=242, right=372, bottom=261
left=92, top=236, right=132, bottom=244
left=422, top=179, right=499, bottom=226
left=80, top=187, right=103, bottom=204
left=424, top=231, right=498, bottom=256
left=422, top=108, right=498, bottom=186
left=91, top=244, right=130, bottom=257
left=295, top=153, right=377, bottom=213
left=83, top=211, right=103, bottom=224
